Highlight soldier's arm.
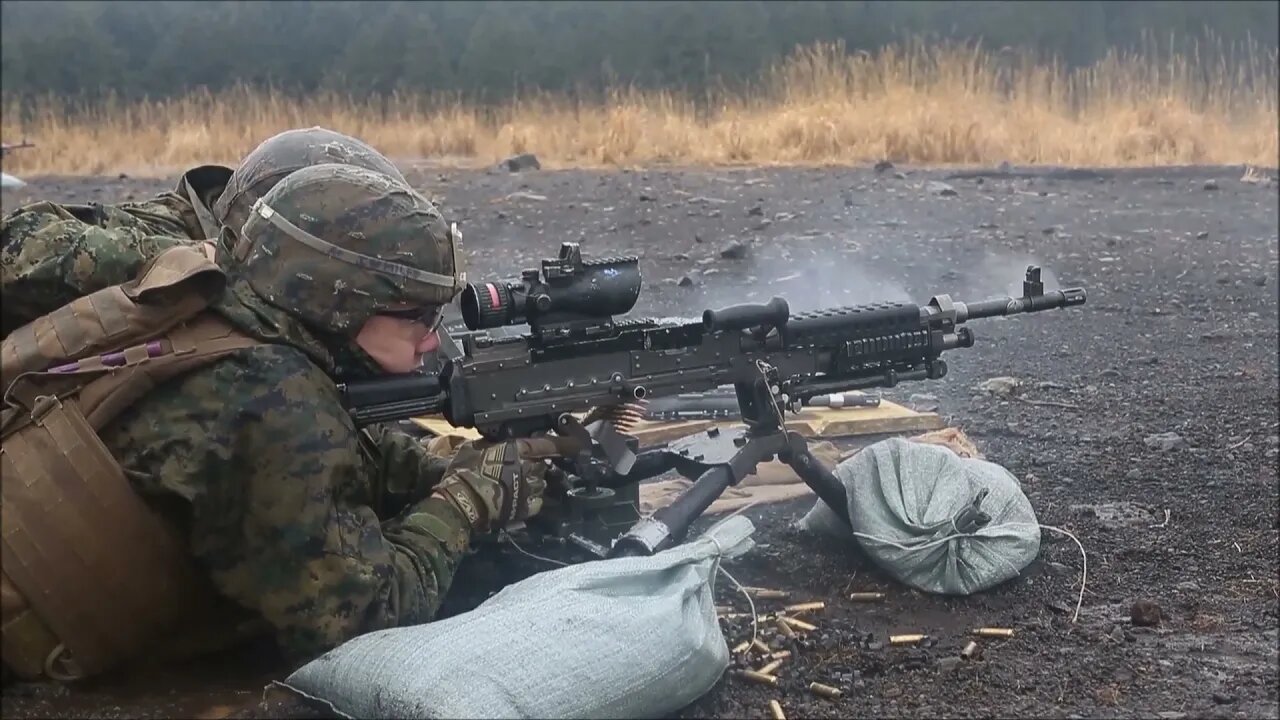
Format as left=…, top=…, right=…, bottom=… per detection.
left=359, top=424, right=453, bottom=519
left=130, top=346, right=475, bottom=659
left=0, top=201, right=188, bottom=334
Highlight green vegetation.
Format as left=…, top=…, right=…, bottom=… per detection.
left=2, top=0, right=1275, bottom=104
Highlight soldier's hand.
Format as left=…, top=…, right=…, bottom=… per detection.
left=430, top=436, right=570, bottom=532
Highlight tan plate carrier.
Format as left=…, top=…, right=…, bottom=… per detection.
left=0, top=243, right=265, bottom=681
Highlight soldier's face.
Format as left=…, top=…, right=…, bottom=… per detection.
left=355, top=307, right=443, bottom=373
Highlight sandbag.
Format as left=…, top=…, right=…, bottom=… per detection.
left=276, top=515, right=756, bottom=719
left=797, top=437, right=1040, bottom=596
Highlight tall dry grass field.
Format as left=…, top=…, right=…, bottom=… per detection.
left=2, top=39, right=1277, bottom=177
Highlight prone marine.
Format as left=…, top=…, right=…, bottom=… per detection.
left=0, top=160, right=563, bottom=683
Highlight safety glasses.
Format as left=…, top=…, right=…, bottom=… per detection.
left=379, top=305, right=444, bottom=332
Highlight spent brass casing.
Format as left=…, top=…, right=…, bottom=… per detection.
left=769, top=699, right=787, bottom=720
left=757, top=658, right=785, bottom=676
left=973, top=627, right=1015, bottom=638
left=740, top=670, right=778, bottom=686
left=732, top=641, right=751, bottom=654
left=783, top=601, right=826, bottom=613
left=770, top=650, right=792, bottom=660
left=752, top=638, right=772, bottom=654
left=849, top=592, right=885, bottom=602
left=779, top=616, right=817, bottom=632
left=750, top=589, right=791, bottom=600
left=809, top=682, right=843, bottom=699
left=889, top=633, right=926, bottom=645
left=960, top=640, right=981, bottom=659
left=775, top=617, right=796, bottom=638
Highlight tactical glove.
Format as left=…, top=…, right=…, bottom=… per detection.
left=430, top=437, right=567, bottom=533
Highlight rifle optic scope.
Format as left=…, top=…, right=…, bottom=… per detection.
left=461, top=242, right=642, bottom=331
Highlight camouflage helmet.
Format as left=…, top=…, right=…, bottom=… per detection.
left=214, top=126, right=408, bottom=255
left=237, top=163, right=464, bottom=337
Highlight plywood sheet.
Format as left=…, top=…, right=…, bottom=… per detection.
left=408, top=396, right=944, bottom=445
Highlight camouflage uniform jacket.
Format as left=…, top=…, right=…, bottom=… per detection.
left=0, top=165, right=232, bottom=336
left=122, top=279, right=470, bottom=658
left=5, top=219, right=475, bottom=661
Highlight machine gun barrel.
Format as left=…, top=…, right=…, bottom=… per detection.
left=954, top=287, right=1086, bottom=320
left=947, top=265, right=1086, bottom=322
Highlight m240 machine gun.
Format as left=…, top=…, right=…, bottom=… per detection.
left=340, top=242, right=1086, bottom=560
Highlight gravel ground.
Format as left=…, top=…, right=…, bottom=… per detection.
left=2, top=161, right=1277, bottom=719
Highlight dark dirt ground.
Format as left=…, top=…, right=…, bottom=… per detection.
left=2, top=161, right=1278, bottom=719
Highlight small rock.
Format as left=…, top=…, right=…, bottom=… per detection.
left=978, top=376, right=1024, bottom=397
left=1100, top=368, right=1121, bottom=379
left=1157, top=712, right=1188, bottom=720
left=117, top=172, right=129, bottom=180
left=1144, top=432, right=1187, bottom=452
left=671, top=252, right=689, bottom=261
left=719, top=240, right=749, bottom=260
left=1130, top=599, right=1162, bottom=627
left=1108, top=625, right=1125, bottom=642
left=874, top=160, right=894, bottom=173
left=1202, top=179, right=1219, bottom=191
left=747, top=205, right=764, bottom=216
left=1212, top=692, right=1236, bottom=705
left=752, top=218, right=774, bottom=231
left=926, top=180, right=957, bottom=197
left=1253, top=276, right=1268, bottom=286
left=908, top=393, right=939, bottom=412
left=677, top=275, right=694, bottom=288
left=638, top=192, right=656, bottom=202
left=1196, top=231, right=1210, bottom=239
left=503, top=153, right=540, bottom=172
left=1124, top=469, right=1143, bottom=481
left=1042, top=226, right=1057, bottom=235
left=1175, top=581, right=1200, bottom=592
left=936, top=657, right=962, bottom=672
left=893, top=172, right=907, bottom=180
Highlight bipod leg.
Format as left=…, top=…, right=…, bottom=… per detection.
left=607, top=430, right=783, bottom=558
left=779, top=431, right=851, bottom=527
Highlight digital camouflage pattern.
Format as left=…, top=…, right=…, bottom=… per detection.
left=213, top=126, right=409, bottom=239
left=1, top=142, right=550, bottom=662
left=95, top=305, right=468, bottom=659
left=238, top=162, right=461, bottom=336
left=0, top=165, right=230, bottom=336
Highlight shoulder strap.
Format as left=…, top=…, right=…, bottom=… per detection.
left=1, top=243, right=225, bottom=397
left=3, top=312, right=261, bottom=438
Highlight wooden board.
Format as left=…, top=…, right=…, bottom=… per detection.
left=408, top=396, right=943, bottom=446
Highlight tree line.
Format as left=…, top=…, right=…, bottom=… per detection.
left=1, top=1, right=1275, bottom=104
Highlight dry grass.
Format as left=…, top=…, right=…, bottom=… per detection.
left=2, top=39, right=1276, bottom=177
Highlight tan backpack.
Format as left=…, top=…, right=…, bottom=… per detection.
left=1, top=242, right=266, bottom=681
